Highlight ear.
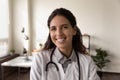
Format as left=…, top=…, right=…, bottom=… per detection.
left=72, top=26, right=77, bottom=36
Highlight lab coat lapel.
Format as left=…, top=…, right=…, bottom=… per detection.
left=51, top=57, right=65, bottom=80
left=57, top=63, right=65, bottom=80
left=63, top=50, right=78, bottom=80
left=46, top=66, right=60, bottom=80
left=52, top=48, right=65, bottom=80
left=53, top=48, right=77, bottom=80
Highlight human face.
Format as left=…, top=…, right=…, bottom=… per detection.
left=49, top=15, right=76, bottom=52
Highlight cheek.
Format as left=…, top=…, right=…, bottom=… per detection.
left=68, top=32, right=75, bottom=41
left=72, top=29, right=77, bottom=36
left=65, top=32, right=73, bottom=40
left=50, top=33, right=55, bottom=40
left=66, top=30, right=75, bottom=38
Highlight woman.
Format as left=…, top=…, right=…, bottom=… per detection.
left=30, top=8, right=100, bottom=80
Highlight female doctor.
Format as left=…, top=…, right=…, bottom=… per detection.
left=30, top=8, right=100, bottom=80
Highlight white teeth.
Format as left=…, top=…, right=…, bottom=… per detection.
left=57, top=39, right=64, bottom=43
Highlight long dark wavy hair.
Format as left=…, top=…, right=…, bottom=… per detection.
left=42, top=8, right=87, bottom=54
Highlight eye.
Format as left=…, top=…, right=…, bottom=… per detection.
left=50, top=26, right=56, bottom=31
left=62, top=24, right=68, bottom=29
left=63, top=26, right=68, bottom=29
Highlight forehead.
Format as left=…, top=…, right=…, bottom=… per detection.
left=50, top=15, right=70, bottom=26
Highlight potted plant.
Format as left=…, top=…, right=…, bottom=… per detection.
left=39, top=43, right=43, bottom=48
left=91, top=48, right=110, bottom=78
left=10, top=49, right=15, bottom=55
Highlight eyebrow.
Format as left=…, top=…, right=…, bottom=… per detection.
left=50, top=24, right=68, bottom=27
left=61, top=24, right=68, bottom=26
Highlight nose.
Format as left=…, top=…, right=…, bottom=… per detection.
left=56, top=28, right=63, bottom=36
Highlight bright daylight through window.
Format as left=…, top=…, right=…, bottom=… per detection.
left=0, top=0, right=9, bottom=58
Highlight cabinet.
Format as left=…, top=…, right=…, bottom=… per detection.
left=82, top=34, right=90, bottom=53
left=0, top=54, right=19, bottom=80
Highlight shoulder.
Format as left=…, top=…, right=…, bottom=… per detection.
left=33, top=48, right=53, bottom=56
left=78, top=52, right=97, bottom=71
left=78, top=53, right=93, bottom=64
left=32, top=48, right=53, bottom=63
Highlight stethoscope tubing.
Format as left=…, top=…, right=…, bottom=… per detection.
left=45, top=48, right=80, bottom=80
left=75, top=50, right=80, bottom=80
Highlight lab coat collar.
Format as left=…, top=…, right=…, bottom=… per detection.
left=54, top=47, right=76, bottom=64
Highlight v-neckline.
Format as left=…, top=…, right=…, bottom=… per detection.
left=52, top=48, right=77, bottom=80
left=56, top=61, right=74, bottom=80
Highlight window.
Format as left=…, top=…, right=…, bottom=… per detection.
left=0, top=0, right=9, bottom=58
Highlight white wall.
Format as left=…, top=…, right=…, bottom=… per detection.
left=11, top=0, right=120, bottom=72
left=10, top=0, right=29, bottom=54
left=0, top=0, right=9, bottom=57
left=102, top=0, right=120, bottom=72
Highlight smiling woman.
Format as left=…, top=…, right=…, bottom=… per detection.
left=30, top=8, right=100, bottom=80
left=0, top=0, right=9, bottom=58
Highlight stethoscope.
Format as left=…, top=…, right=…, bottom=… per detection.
left=45, top=47, right=80, bottom=80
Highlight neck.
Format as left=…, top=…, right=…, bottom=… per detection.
left=59, top=47, right=73, bottom=58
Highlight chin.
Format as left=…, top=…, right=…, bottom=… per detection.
left=57, top=45, right=66, bottom=49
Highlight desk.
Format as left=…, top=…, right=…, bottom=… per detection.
left=0, top=54, right=19, bottom=80
left=1, top=56, right=32, bottom=80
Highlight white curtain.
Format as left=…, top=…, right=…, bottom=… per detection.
left=0, top=0, right=9, bottom=58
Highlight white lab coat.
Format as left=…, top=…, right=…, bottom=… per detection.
left=30, top=48, right=100, bottom=80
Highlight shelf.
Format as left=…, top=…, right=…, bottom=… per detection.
left=82, top=34, right=90, bottom=53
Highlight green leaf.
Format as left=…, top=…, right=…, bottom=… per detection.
left=91, top=48, right=111, bottom=70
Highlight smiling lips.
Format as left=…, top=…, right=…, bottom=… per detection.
left=57, top=38, right=66, bottom=43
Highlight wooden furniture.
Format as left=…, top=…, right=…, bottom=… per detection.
left=1, top=56, right=32, bottom=80
left=82, top=34, right=90, bottom=53
left=0, top=54, right=19, bottom=80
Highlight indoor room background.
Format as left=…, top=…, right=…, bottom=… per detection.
left=1, top=0, right=120, bottom=73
